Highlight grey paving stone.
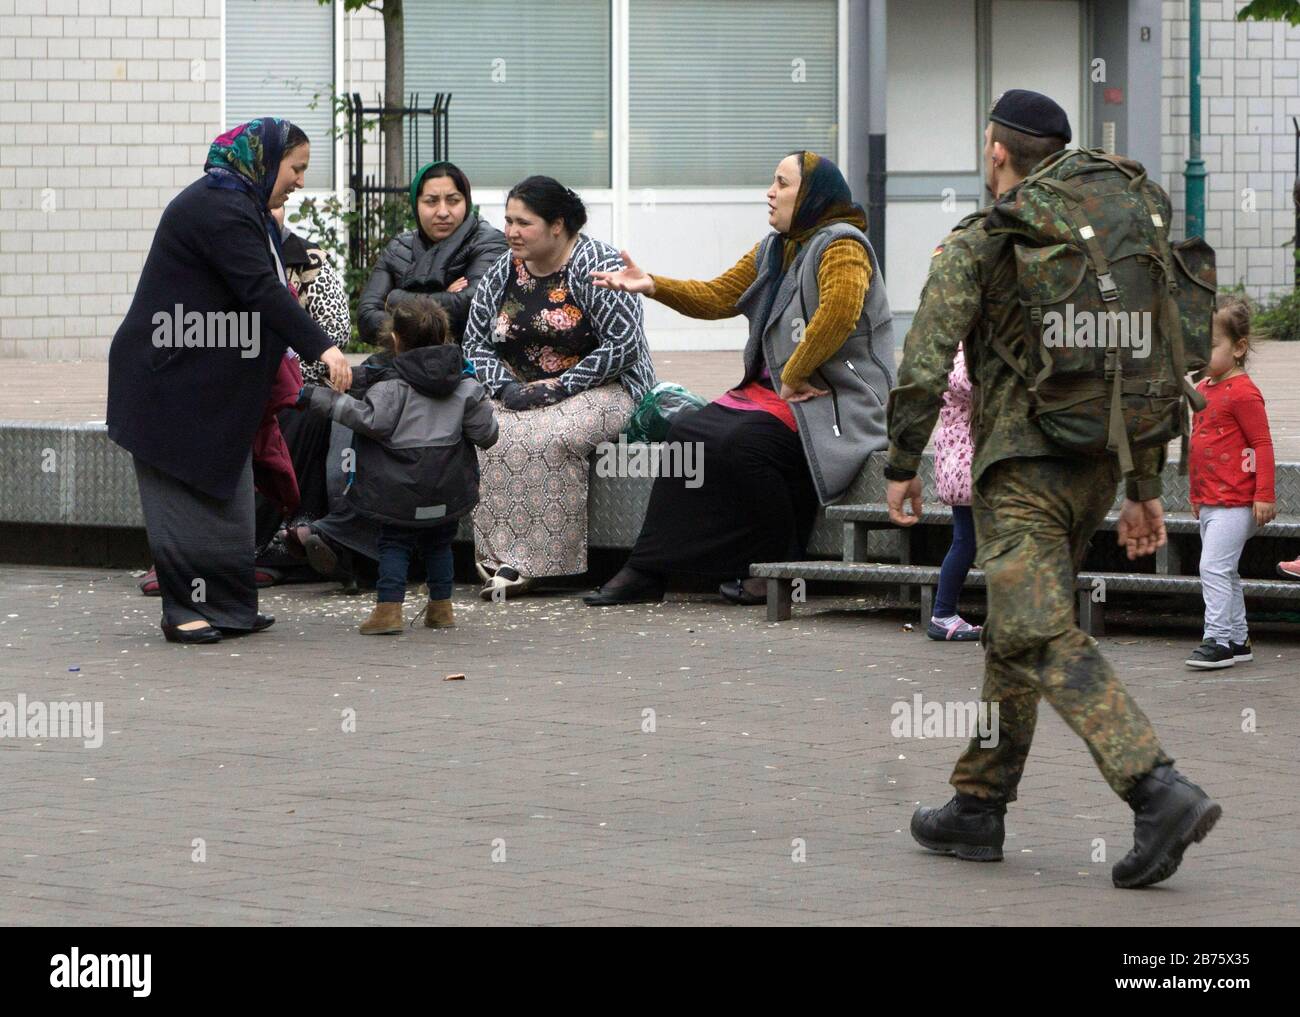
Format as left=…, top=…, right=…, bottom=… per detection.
left=0, top=565, right=1297, bottom=926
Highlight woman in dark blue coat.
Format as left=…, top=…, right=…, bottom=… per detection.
left=107, top=118, right=352, bottom=644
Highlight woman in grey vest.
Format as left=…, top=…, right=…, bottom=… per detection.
left=584, top=151, right=894, bottom=606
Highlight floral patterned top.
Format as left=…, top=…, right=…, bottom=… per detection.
left=934, top=342, right=974, bottom=507
left=491, top=256, right=596, bottom=383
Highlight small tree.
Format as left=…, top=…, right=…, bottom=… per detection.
left=323, top=0, right=405, bottom=192
left=1237, top=0, right=1300, bottom=24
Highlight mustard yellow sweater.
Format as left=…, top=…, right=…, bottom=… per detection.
left=650, top=239, right=871, bottom=387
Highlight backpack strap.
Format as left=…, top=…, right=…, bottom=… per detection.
left=989, top=330, right=1029, bottom=382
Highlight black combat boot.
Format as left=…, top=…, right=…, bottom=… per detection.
left=1112, top=764, right=1221, bottom=889
left=910, top=793, right=1006, bottom=861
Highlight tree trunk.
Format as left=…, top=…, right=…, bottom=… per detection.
left=382, top=0, right=404, bottom=192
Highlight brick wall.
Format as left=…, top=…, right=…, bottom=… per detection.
left=1163, top=0, right=1300, bottom=298
left=0, top=0, right=384, bottom=361
left=342, top=1, right=384, bottom=104
left=4, top=0, right=1298, bottom=360
left=0, top=0, right=222, bottom=359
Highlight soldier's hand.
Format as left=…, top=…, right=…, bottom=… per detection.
left=887, top=477, right=924, bottom=526
left=1117, top=498, right=1167, bottom=560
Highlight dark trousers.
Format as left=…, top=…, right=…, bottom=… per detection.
left=376, top=521, right=457, bottom=603
left=950, top=456, right=1171, bottom=803
left=933, top=504, right=976, bottom=618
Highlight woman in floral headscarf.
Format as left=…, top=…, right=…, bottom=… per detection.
left=107, top=117, right=352, bottom=644
left=585, top=150, right=894, bottom=606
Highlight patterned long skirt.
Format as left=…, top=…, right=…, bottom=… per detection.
left=473, top=383, right=635, bottom=577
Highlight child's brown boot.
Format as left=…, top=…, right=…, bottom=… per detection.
left=423, top=598, right=455, bottom=628
left=359, top=601, right=404, bottom=635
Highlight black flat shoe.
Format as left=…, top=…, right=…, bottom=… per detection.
left=583, top=567, right=665, bottom=606
left=161, top=622, right=223, bottom=644
left=217, top=613, right=275, bottom=635
left=719, top=578, right=766, bottom=605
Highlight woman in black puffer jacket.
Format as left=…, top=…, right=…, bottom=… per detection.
left=357, top=160, right=507, bottom=343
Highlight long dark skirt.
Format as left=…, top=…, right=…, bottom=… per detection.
left=625, top=403, right=818, bottom=581
left=134, top=453, right=258, bottom=629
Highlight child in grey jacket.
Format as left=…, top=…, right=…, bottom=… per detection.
left=300, top=296, right=498, bottom=633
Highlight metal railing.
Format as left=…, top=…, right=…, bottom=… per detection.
left=346, top=91, right=452, bottom=271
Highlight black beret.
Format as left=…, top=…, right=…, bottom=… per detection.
left=989, top=89, right=1072, bottom=143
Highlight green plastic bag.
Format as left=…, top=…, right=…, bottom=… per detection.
left=622, top=382, right=708, bottom=443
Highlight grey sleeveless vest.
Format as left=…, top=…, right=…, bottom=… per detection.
left=734, top=222, right=895, bottom=504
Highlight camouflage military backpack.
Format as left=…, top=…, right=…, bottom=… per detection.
left=985, top=148, right=1216, bottom=474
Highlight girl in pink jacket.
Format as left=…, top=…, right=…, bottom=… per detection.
left=929, top=342, right=981, bottom=641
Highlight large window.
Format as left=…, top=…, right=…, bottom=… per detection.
left=404, top=0, right=612, bottom=189
left=628, top=0, right=838, bottom=187
left=886, top=0, right=978, bottom=173
left=225, top=0, right=335, bottom=190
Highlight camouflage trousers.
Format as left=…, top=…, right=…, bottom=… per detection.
left=950, top=456, right=1173, bottom=802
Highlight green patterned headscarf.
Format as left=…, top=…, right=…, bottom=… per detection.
left=204, top=118, right=290, bottom=207
left=204, top=118, right=295, bottom=274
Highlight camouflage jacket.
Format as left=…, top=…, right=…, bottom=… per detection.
left=885, top=202, right=1164, bottom=502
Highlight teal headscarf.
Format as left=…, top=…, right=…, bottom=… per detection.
left=409, top=160, right=479, bottom=225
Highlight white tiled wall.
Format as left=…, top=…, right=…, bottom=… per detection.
left=0, top=0, right=386, bottom=359
left=4, top=1, right=1300, bottom=359
left=1163, top=0, right=1300, bottom=297
left=0, top=0, right=222, bottom=358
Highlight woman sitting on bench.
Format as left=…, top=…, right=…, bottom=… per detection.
left=583, top=150, right=893, bottom=606
left=357, top=160, right=507, bottom=345
left=461, top=175, right=656, bottom=599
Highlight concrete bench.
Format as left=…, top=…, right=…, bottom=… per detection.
left=828, top=503, right=1300, bottom=576
left=749, top=560, right=1300, bottom=633
left=5, top=422, right=1300, bottom=603
left=0, top=420, right=658, bottom=550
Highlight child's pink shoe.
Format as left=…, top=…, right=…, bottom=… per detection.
left=1277, top=557, right=1300, bottom=580
left=927, top=616, right=982, bottom=641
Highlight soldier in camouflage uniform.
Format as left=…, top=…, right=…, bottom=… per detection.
left=886, top=90, right=1220, bottom=889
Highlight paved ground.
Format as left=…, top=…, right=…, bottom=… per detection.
left=1, top=565, right=1296, bottom=926
left=7, top=342, right=1300, bottom=458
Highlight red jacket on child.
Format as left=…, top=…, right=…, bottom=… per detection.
left=1189, top=374, right=1275, bottom=507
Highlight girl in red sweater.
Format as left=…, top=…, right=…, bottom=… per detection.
left=1185, top=296, right=1276, bottom=669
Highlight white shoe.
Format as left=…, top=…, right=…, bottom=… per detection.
left=479, top=566, right=535, bottom=601
left=474, top=558, right=499, bottom=584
